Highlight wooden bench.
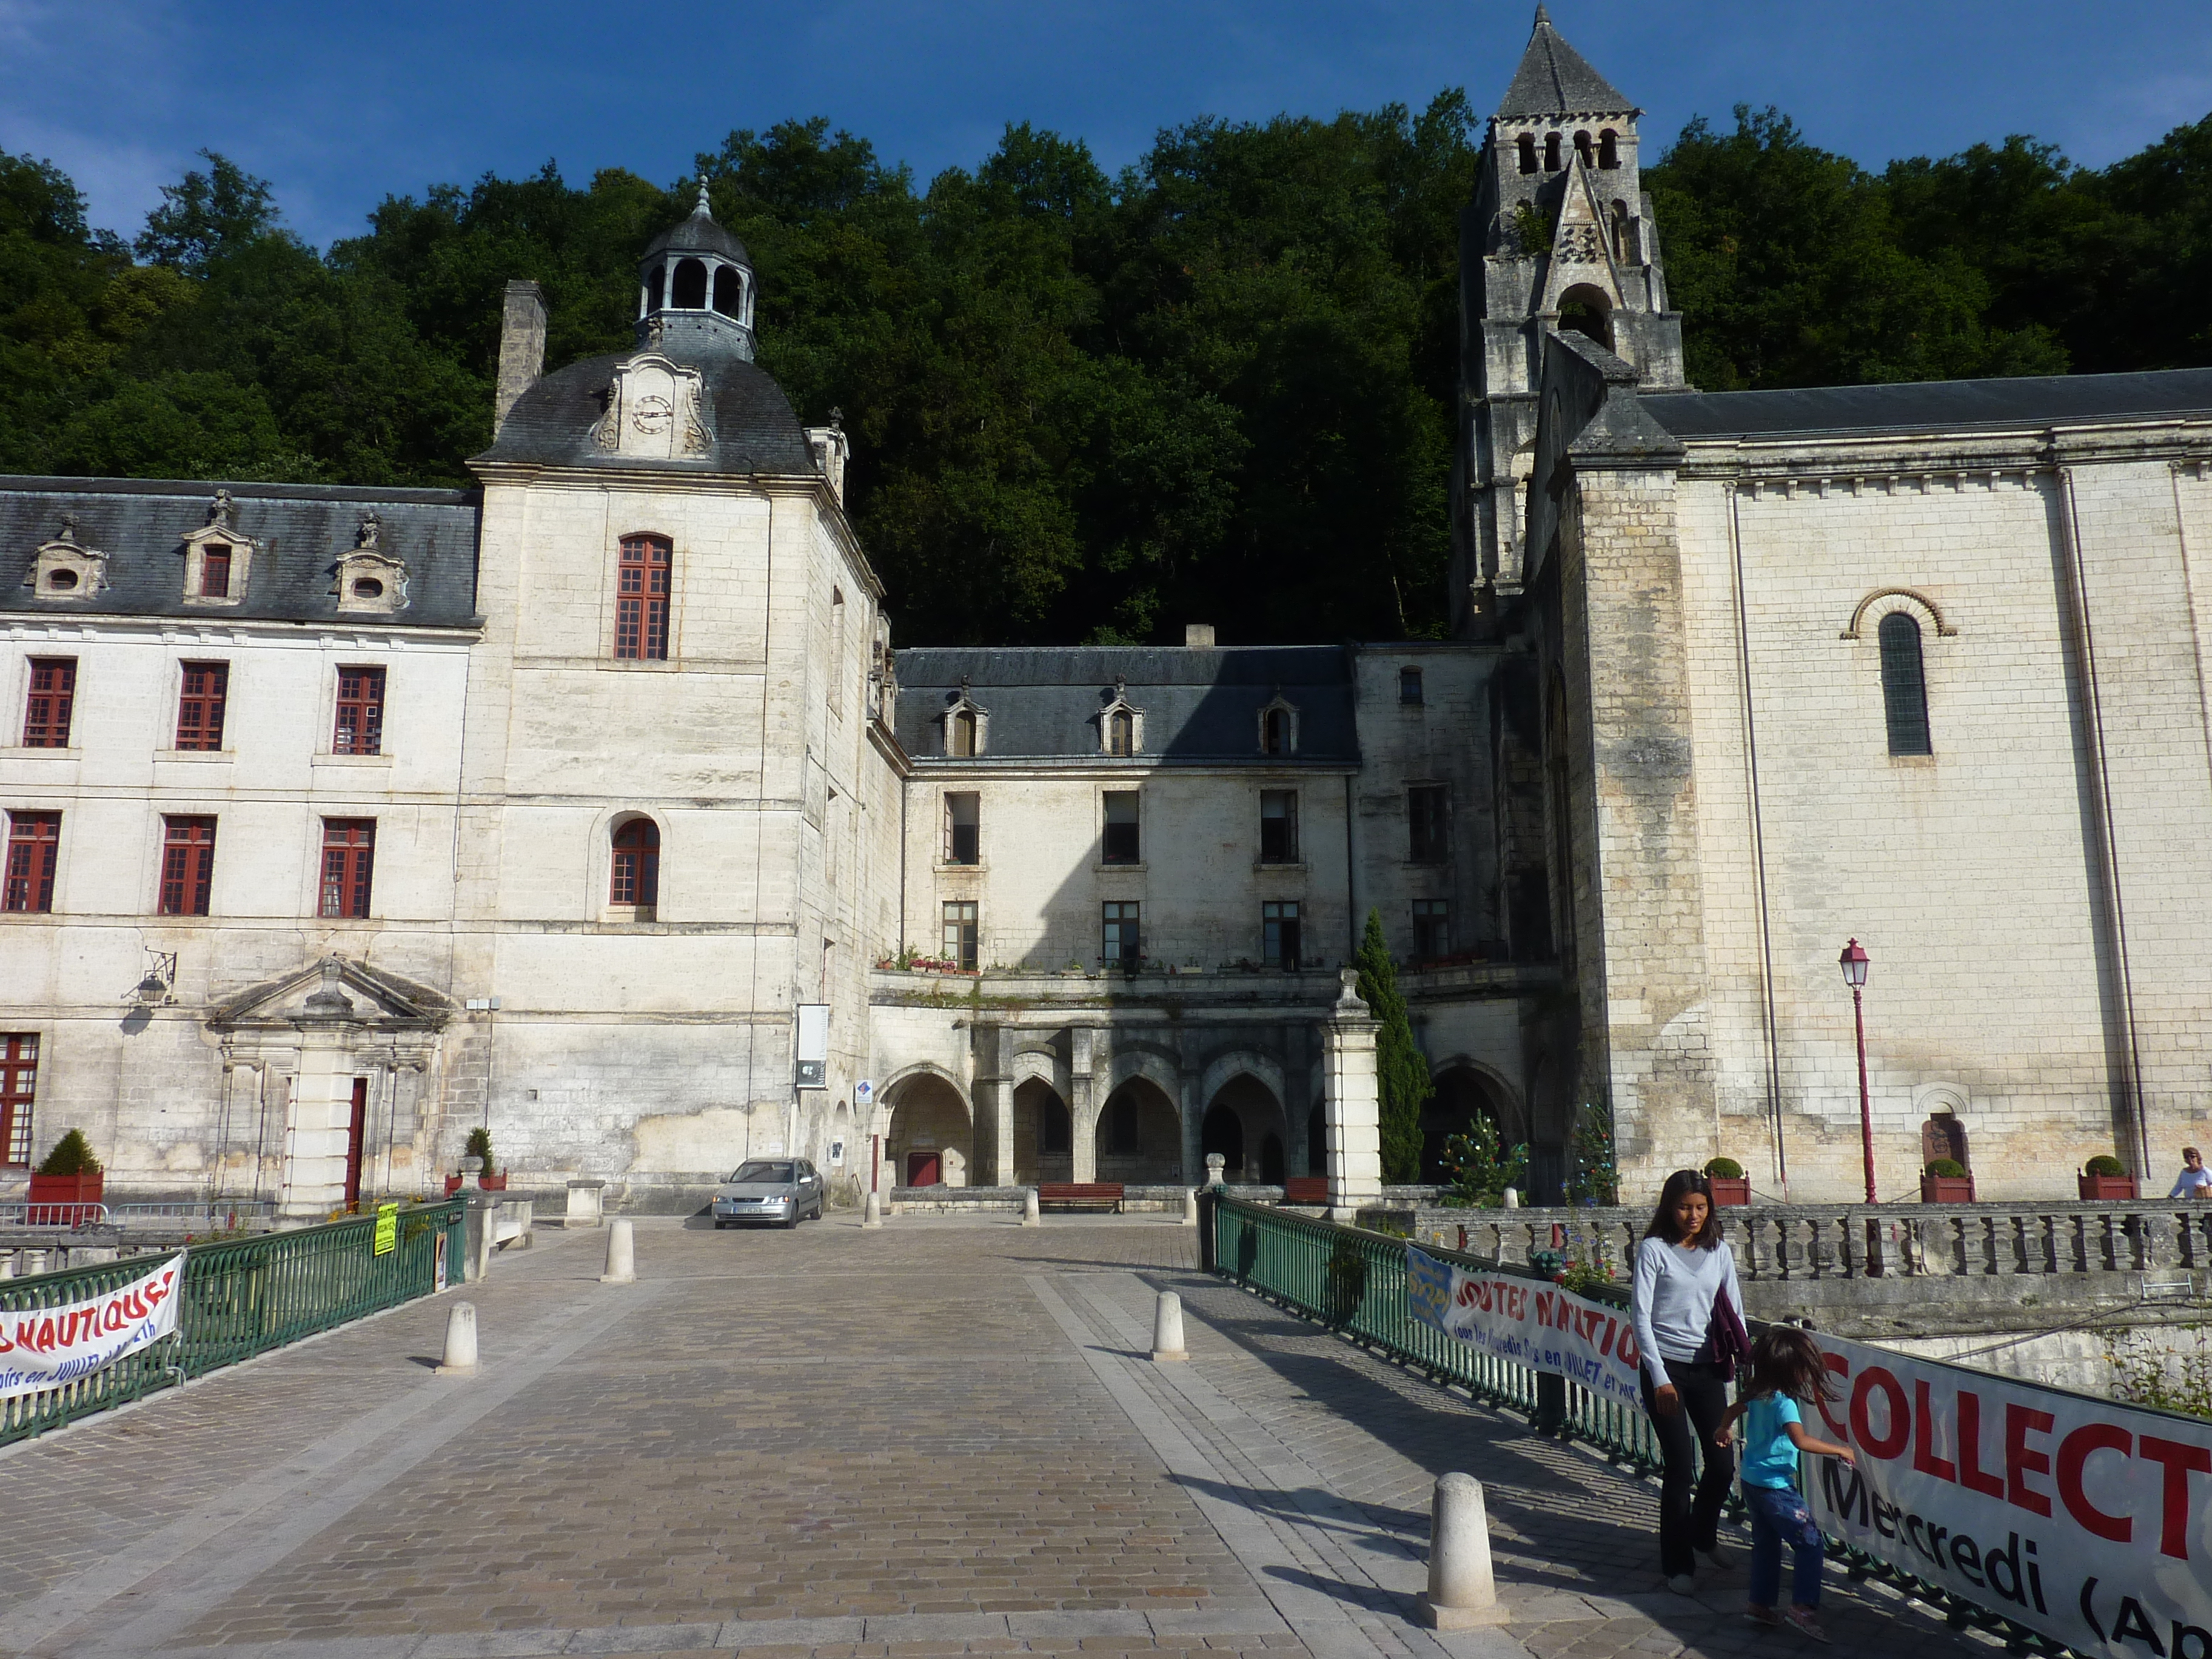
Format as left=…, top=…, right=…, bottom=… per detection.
left=1281, top=1177, right=1329, bottom=1204
left=1039, top=1182, right=1124, bottom=1213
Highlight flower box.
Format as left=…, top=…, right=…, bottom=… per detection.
left=2077, top=1173, right=2138, bottom=1201
left=27, top=1170, right=103, bottom=1224
left=1706, top=1176, right=1751, bottom=1207
left=1920, top=1174, right=1977, bottom=1203
left=444, top=1173, right=510, bottom=1195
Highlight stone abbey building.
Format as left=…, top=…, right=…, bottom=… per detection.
left=4, top=12, right=2210, bottom=1212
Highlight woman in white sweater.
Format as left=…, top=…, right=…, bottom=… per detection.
left=1629, top=1168, right=1746, bottom=1594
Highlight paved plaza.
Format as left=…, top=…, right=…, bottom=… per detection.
left=0, top=1216, right=2006, bottom=1659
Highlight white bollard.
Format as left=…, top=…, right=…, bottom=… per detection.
left=1022, top=1187, right=1041, bottom=1227
left=1151, top=1289, right=1188, bottom=1362
left=863, top=1190, right=883, bottom=1228
left=600, top=1217, right=635, bottom=1284
left=439, top=1301, right=478, bottom=1375
left=1182, top=1187, right=1199, bottom=1227
left=1419, top=1472, right=1507, bottom=1628
left=1503, top=1187, right=1520, bottom=1210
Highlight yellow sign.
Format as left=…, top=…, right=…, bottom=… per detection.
left=373, top=1202, right=399, bottom=1256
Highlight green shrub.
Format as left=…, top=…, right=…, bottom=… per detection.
left=1704, top=1156, right=1744, bottom=1180
left=2084, top=1155, right=2127, bottom=1178
left=464, top=1125, right=495, bottom=1176
left=1568, top=1102, right=1618, bottom=1206
left=1925, top=1158, right=1968, bottom=1179
left=35, top=1128, right=101, bottom=1177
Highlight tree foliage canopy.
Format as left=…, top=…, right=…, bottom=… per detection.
left=4, top=98, right=2208, bottom=642
left=1355, top=908, right=1431, bottom=1186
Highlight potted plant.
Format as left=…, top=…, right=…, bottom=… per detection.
left=28, top=1128, right=103, bottom=1222
left=1704, top=1156, right=1751, bottom=1207
left=2078, top=1155, right=2138, bottom=1201
left=1920, top=1158, right=1976, bottom=1204
left=446, top=1127, right=509, bottom=1194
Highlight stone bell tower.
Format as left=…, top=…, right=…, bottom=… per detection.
left=1452, top=5, right=1687, bottom=626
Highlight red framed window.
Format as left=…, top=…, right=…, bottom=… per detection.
left=611, top=818, right=660, bottom=906
left=333, top=666, right=385, bottom=756
left=175, top=662, right=228, bottom=751
left=320, top=819, right=374, bottom=918
left=4, top=812, right=60, bottom=913
left=615, top=534, right=672, bottom=660
left=23, top=658, right=76, bottom=748
left=159, top=816, right=217, bottom=915
left=201, top=544, right=232, bottom=598
left=0, top=1034, right=35, bottom=1167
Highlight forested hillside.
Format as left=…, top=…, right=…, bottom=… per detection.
left=3, top=99, right=2208, bottom=644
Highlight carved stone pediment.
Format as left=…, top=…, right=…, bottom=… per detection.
left=179, top=504, right=257, bottom=606
left=334, top=551, right=409, bottom=614
left=589, top=353, right=714, bottom=461
left=27, top=517, right=108, bottom=600
left=207, top=954, right=457, bottom=1032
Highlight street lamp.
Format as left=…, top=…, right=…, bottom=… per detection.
left=1839, top=939, right=1875, bottom=1205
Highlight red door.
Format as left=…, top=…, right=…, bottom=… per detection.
left=344, top=1078, right=368, bottom=1212
left=907, top=1150, right=940, bottom=1187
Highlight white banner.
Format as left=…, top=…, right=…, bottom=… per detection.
left=0, top=1253, right=185, bottom=1399
left=1804, top=1332, right=2212, bottom=1654
left=1406, top=1245, right=1644, bottom=1408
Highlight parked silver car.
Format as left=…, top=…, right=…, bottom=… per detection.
left=711, top=1159, right=825, bottom=1229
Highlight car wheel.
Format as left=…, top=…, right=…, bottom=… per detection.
left=714, top=1218, right=728, bottom=1230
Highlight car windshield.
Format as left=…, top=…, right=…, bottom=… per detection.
left=728, top=1161, right=794, bottom=1184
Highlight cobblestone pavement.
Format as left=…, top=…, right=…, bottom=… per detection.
left=0, top=1215, right=2002, bottom=1659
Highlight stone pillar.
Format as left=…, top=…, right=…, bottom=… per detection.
left=1179, top=1060, right=1204, bottom=1189
left=1070, top=1027, right=1098, bottom=1184
left=1284, top=1022, right=1312, bottom=1179
left=976, top=1025, right=1015, bottom=1187
left=1324, top=970, right=1383, bottom=1221
left=278, top=964, right=364, bottom=1218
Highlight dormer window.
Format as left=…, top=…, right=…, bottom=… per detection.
left=334, top=514, right=409, bottom=616
left=940, top=683, right=988, bottom=757
left=201, top=544, right=233, bottom=598
left=1258, top=694, right=1299, bottom=756
left=29, top=515, right=107, bottom=600
left=1099, top=679, right=1143, bottom=757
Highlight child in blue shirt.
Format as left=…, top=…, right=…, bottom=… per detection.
left=1714, top=1326, right=1855, bottom=1643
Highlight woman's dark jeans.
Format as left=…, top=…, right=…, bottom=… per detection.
left=1639, top=1358, right=1736, bottom=1577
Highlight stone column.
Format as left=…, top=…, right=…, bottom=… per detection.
left=1179, top=1048, right=1204, bottom=1188
left=975, top=1024, right=1016, bottom=1187
left=279, top=962, right=363, bottom=1218
left=1069, top=1027, right=1097, bottom=1184
left=1324, top=970, right=1382, bottom=1221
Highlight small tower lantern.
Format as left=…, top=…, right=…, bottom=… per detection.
left=637, top=177, right=759, bottom=360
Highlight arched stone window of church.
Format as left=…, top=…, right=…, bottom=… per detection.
left=671, top=258, right=709, bottom=309
left=713, top=265, right=742, bottom=318
left=1879, top=611, right=1932, bottom=756
left=1598, top=130, right=1620, bottom=169
left=1557, top=287, right=1612, bottom=348
left=643, top=264, right=665, bottom=317
left=1516, top=133, right=1538, bottom=175
left=1574, top=131, right=1594, bottom=169
left=611, top=817, right=661, bottom=910
left=1544, top=132, right=1563, bottom=172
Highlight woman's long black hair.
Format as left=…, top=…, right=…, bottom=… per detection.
left=1644, top=1168, right=1721, bottom=1249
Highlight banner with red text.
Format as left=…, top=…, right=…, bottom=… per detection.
left=1406, top=1245, right=1644, bottom=1407
left=0, top=1253, right=184, bottom=1398
left=1804, top=1332, right=2212, bottom=1654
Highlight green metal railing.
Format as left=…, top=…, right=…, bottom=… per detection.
left=1204, top=1194, right=2078, bottom=1658
left=1, top=1199, right=465, bottom=1446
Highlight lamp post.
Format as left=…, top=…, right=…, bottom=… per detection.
left=1839, top=939, right=1875, bottom=1205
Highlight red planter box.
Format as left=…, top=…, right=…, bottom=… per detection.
left=2078, top=1174, right=2139, bottom=1200
left=1707, top=1176, right=1751, bottom=1207
left=1920, top=1175, right=1977, bottom=1203
left=27, top=1171, right=104, bottom=1225
left=443, top=1173, right=510, bottom=1195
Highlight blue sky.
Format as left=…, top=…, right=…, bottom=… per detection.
left=5, top=1, right=2211, bottom=250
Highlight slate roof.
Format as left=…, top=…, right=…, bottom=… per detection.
left=1496, top=6, right=1634, bottom=118
left=894, top=646, right=1360, bottom=764
left=478, top=353, right=818, bottom=474
left=1644, top=368, right=2212, bottom=440
left=643, top=204, right=751, bottom=268
left=0, top=477, right=482, bottom=628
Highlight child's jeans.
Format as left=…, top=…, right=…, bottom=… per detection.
left=1744, top=1483, right=1826, bottom=1609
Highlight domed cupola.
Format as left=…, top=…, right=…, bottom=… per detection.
left=638, top=178, right=756, bottom=361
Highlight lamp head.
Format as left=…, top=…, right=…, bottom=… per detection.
left=1838, top=937, right=1869, bottom=989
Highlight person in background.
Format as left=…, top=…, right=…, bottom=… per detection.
left=1714, top=1326, right=1855, bottom=1644
left=1630, top=1168, right=1747, bottom=1595
left=2172, top=1147, right=2210, bottom=1199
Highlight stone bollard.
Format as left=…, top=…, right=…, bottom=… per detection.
left=1418, top=1472, right=1507, bottom=1628
left=1022, top=1187, right=1041, bottom=1227
left=1182, top=1187, right=1199, bottom=1227
left=1503, top=1187, right=1519, bottom=1210
left=1151, top=1289, right=1188, bottom=1362
left=601, top=1217, right=636, bottom=1284
left=863, top=1190, right=883, bottom=1228
left=1204, top=1152, right=1226, bottom=1188
left=439, top=1301, right=479, bottom=1375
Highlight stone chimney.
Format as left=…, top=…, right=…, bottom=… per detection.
left=1185, top=623, right=1216, bottom=649
left=494, top=280, right=549, bottom=437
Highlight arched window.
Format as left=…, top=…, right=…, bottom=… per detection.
left=1557, top=286, right=1612, bottom=347
left=1108, top=708, right=1134, bottom=757
left=611, top=818, right=660, bottom=907
left=1598, top=130, right=1620, bottom=169
left=1544, top=132, right=1563, bottom=172
left=671, top=258, right=708, bottom=309
left=1574, top=131, right=1594, bottom=168
left=1610, top=201, right=1631, bottom=261
left=1878, top=612, right=1932, bottom=755
left=643, top=264, right=665, bottom=317
left=712, top=265, right=742, bottom=317
left=950, top=709, right=977, bottom=757
left=1262, top=708, right=1289, bottom=754
left=615, top=535, right=672, bottom=660
left=1516, top=133, right=1538, bottom=175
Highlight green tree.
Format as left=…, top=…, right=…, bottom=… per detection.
left=1353, top=908, right=1430, bottom=1184
left=136, top=151, right=283, bottom=275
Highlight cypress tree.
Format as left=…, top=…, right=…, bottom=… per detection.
left=1353, top=908, right=1431, bottom=1184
